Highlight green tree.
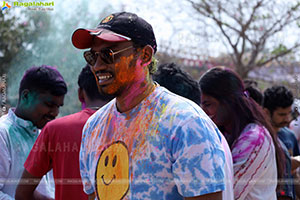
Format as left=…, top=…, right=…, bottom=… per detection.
left=5, top=2, right=113, bottom=116
left=0, top=10, right=48, bottom=75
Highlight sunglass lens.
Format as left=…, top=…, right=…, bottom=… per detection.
left=100, top=49, right=114, bottom=64
left=84, top=51, right=96, bottom=66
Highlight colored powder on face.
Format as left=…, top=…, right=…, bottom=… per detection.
left=103, top=55, right=135, bottom=95
left=113, top=55, right=150, bottom=110
left=23, top=92, right=39, bottom=109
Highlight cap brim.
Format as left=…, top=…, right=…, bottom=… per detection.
left=71, top=28, right=131, bottom=49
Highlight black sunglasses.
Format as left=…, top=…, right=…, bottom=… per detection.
left=83, top=46, right=133, bottom=66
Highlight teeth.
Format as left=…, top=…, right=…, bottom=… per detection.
left=97, top=75, right=112, bottom=81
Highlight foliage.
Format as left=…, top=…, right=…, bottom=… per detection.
left=0, top=9, right=47, bottom=75
left=4, top=2, right=114, bottom=116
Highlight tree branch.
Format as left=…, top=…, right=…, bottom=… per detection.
left=256, top=43, right=300, bottom=67
left=259, top=3, right=300, bottom=42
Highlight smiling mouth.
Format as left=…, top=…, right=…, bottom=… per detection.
left=101, top=174, right=116, bottom=185
left=96, top=72, right=113, bottom=85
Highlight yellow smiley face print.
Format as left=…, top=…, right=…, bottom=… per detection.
left=95, top=141, right=129, bottom=200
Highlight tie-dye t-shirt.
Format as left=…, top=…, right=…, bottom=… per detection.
left=80, top=86, right=225, bottom=199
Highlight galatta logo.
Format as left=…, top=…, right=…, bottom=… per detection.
left=2, top=1, right=11, bottom=11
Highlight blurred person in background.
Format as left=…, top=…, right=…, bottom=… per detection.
left=153, top=62, right=200, bottom=105
left=0, top=65, right=67, bottom=199
left=243, top=79, right=263, bottom=106
left=199, top=67, right=283, bottom=200
left=16, top=65, right=113, bottom=200
left=264, top=85, right=300, bottom=200
left=289, top=99, right=300, bottom=149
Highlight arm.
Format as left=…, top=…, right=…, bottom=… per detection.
left=18, top=125, right=54, bottom=200
left=79, top=122, right=96, bottom=196
left=15, top=169, right=41, bottom=200
left=171, top=117, right=226, bottom=198
left=88, top=193, right=96, bottom=200
left=184, top=191, right=222, bottom=200
left=33, top=190, right=54, bottom=200
left=0, top=129, right=14, bottom=200
left=232, top=126, right=276, bottom=199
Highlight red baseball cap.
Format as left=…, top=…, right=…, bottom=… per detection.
left=71, top=12, right=157, bottom=53
left=72, top=28, right=131, bottom=49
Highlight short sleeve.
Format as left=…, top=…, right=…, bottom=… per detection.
left=79, top=121, right=94, bottom=195
left=24, top=124, right=52, bottom=177
left=171, top=117, right=225, bottom=197
left=0, top=127, right=14, bottom=199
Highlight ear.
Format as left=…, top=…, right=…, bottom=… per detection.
left=140, top=45, right=153, bottom=67
left=20, top=89, right=30, bottom=103
left=78, top=88, right=85, bottom=104
left=263, top=108, right=270, bottom=117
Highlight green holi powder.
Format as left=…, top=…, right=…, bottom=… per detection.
left=161, top=103, right=167, bottom=114
left=22, top=91, right=39, bottom=109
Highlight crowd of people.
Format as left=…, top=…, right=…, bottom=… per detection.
left=0, top=11, right=300, bottom=200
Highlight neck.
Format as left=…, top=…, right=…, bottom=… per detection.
left=272, top=126, right=280, bottom=134
left=224, top=126, right=232, bottom=136
left=223, top=120, right=234, bottom=135
left=14, top=106, right=29, bottom=121
left=84, top=100, right=109, bottom=110
left=116, top=79, right=155, bottom=113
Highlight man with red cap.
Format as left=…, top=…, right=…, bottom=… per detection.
left=73, top=12, right=227, bottom=200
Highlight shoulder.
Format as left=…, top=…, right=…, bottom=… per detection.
left=0, top=114, right=13, bottom=138
left=0, top=116, right=13, bottom=151
left=278, top=127, right=291, bottom=134
left=232, top=123, right=272, bottom=159
left=93, top=100, right=114, bottom=117
left=156, top=87, right=220, bottom=135
left=278, top=127, right=298, bottom=141
left=156, top=86, right=198, bottom=107
left=237, top=123, right=270, bottom=144
left=83, top=100, right=115, bottom=131
left=0, top=113, right=12, bottom=129
left=47, top=109, right=95, bottom=128
left=156, top=86, right=208, bottom=119
left=282, top=127, right=296, bottom=136
left=154, top=87, right=222, bottom=142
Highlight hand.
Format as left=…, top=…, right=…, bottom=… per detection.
left=33, top=190, right=54, bottom=200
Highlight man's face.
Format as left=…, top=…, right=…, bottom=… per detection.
left=270, top=106, right=292, bottom=129
left=200, top=93, right=229, bottom=127
left=90, top=39, right=143, bottom=97
left=24, top=91, right=64, bottom=129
